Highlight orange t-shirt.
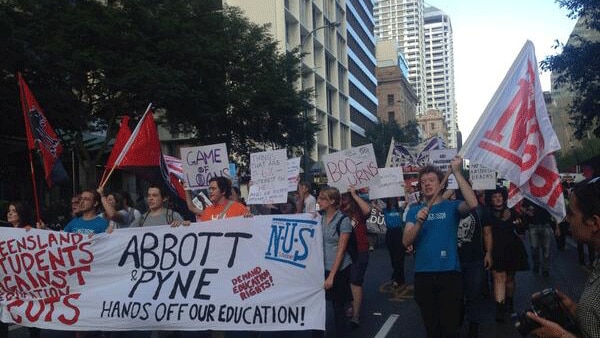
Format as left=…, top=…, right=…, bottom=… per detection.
left=200, top=201, right=248, bottom=221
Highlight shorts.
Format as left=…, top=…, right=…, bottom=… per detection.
left=350, top=251, right=369, bottom=286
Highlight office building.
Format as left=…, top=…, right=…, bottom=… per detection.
left=374, top=0, right=427, bottom=115
left=346, top=0, right=379, bottom=145
left=424, top=6, right=457, bottom=148
left=225, top=0, right=351, bottom=165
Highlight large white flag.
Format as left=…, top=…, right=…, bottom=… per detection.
left=462, top=41, right=565, bottom=219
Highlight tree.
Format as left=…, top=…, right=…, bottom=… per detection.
left=0, top=0, right=317, bottom=187
left=541, top=0, right=600, bottom=139
left=365, top=119, right=419, bottom=167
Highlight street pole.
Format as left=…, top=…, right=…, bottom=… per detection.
left=299, top=21, right=340, bottom=182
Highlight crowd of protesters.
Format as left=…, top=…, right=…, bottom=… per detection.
left=2, top=159, right=600, bottom=338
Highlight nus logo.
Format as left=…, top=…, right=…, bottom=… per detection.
left=265, top=218, right=317, bottom=268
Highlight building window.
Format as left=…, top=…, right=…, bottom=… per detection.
left=388, top=111, right=395, bottom=121
left=387, top=94, right=394, bottom=105
left=431, top=122, right=436, bottom=130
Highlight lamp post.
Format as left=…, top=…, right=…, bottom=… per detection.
left=299, top=21, right=341, bottom=182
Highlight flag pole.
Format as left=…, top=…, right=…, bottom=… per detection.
left=18, top=73, right=42, bottom=222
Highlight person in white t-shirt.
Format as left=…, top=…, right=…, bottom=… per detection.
left=296, top=181, right=316, bottom=213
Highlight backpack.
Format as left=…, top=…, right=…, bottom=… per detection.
left=334, top=215, right=359, bottom=262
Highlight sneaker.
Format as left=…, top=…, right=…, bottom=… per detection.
left=350, top=316, right=360, bottom=328
left=369, top=246, right=374, bottom=252
left=345, top=306, right=353, bottom=318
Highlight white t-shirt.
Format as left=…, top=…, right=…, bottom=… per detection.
left=303, top=194, right=317, bottom=213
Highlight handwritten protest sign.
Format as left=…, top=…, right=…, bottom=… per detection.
left=180, top=143, right=229, bottom=189
left=247, top=149, right=288, bottom=205
left=428, top=149, right=458, bottom=190
left=470, top=163, right=497, bottom=190
left=287, top=157, right=301, bottom=192
left=0, top=215, right=325, bottom=331
left=323, top=144, right=379, bottom=191
left=369, top=167, right=405, bottom=199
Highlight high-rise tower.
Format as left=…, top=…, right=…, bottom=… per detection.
left=374, top=0, right=427, bottom=115
left=424, top=6, right=457, bottom=148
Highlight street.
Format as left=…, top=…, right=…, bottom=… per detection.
left=6, top=234, right=590, bottom=338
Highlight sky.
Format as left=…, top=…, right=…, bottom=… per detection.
left=424, top=0, right=576, bottom=141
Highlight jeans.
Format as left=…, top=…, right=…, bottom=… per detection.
left=528, top=224, right=553, bottom=272
left=461, top=261, right=486, bottom=325
left=414, top=272, right=463, bottom=338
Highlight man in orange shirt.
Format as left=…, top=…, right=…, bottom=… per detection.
left=200, top=176, right=249, bottom=221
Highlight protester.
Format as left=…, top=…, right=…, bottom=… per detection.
left=456, top=189, right=492, bottom=337
left=71, top=194, right=82, bottom=218
left=484, top=186, right=529, bottom=322
left=200, top=177, right=248, bottom=221
left=133, top=185, right=186, bottom=227
left=340, top=186, right=371, bottom=328
left=318, top=186, right=352, bottom=337
left=296, top=181, right=316, bottom=213
left=63, top=189, right=109, bottom=235
left=403, top=157, right=478, bottom=338
left=382, top=197, right=407, bottom=291
left=528, top=177, right=600, bottom=338
left=1, top=202, right=41, bottom=338
left=98, top=189, right=133, bottom=230
left=120, top=190, right=142, bottom=226
left=522, top=198, right=557, bottom=277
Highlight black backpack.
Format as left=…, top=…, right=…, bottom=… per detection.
left=334, top=215, right=359, bottom=262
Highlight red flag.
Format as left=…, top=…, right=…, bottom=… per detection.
left=18, top=73, right=68, bottom=187
left=111, top=106, right=162, bottom=169
left=105, top=105, right=186, bottom=205
left=105, top=116, right=132, bottom=169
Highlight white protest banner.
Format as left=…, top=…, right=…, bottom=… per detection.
left=247, top=149, right=288, bottom=205
left=287, top=157, right=301, bottom=192
left=0, top=215, right=325, bottom=331
left=368, top=167, right=405, bottom=199
left=429, top=149, right=458, bottom=189
left=180, top=143, right=229, bottom=189
left=323, top=144, right=379, bottom=191
left=470, top=163, right=497, bottom=190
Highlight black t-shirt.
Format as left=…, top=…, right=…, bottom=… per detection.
left=457, top=206, right=489, bottom=263
left=522, top=199, right=553, bottom=225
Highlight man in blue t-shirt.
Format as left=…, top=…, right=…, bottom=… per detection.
left=64, top=189, right=108, bottom=235
left=403, top=157, right=478, bottom=338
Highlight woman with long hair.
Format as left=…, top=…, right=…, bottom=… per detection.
left=483, top=186, right=529, bottom=322
left=2, top=201, right=41, bottom=338
left=318, top=186, right=352, bottom=337
left=340, top=187, right=371, bottom=327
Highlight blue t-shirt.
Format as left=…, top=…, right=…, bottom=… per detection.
left=64, top=216, right=109, bottom=235
left=383, top=207, right=404, bottom=229
left=406, top=200, right=462, bottom=273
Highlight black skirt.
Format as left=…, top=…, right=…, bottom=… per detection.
left=492, top=230, right=529, bottom=272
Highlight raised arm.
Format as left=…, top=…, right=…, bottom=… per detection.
left=452, top=156, right=478, bottom=214
left=184, top=189, right=204, bottom=216
left=349, top=187, right=371, bottom=216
